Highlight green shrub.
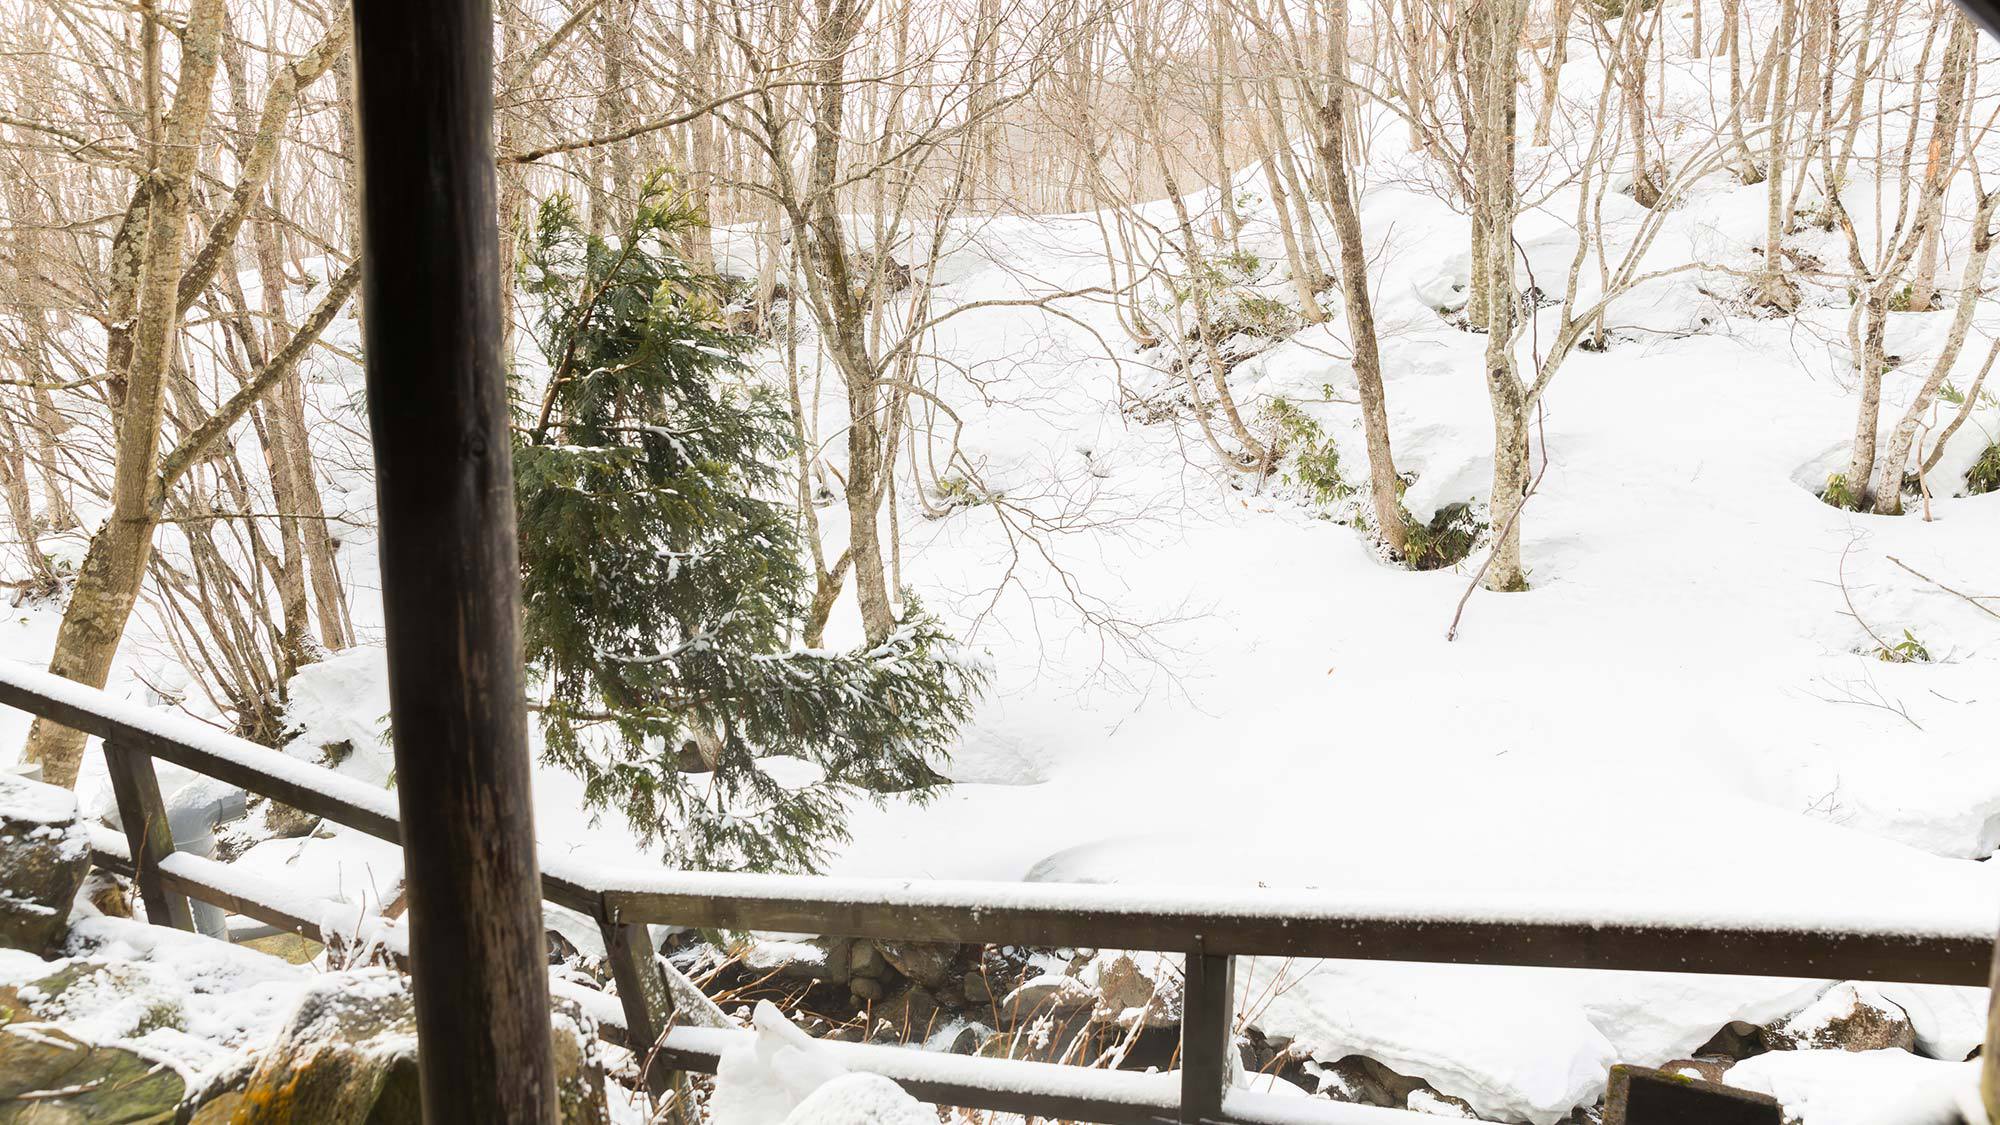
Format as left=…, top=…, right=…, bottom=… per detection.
left=1875, top=629, right=1932, bottom=664
left=1968, top=442, right=2000, bottom=496
left=1402, top=502, right=1485, bottom=571
left=1822, top=472, right=1862, bottom=510
left=1264, top=398, right=1353, bottom=511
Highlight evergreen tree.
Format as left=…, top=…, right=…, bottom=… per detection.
left=516, top=180, right=985, bottom=872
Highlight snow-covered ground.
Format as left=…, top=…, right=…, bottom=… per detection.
left=4, top=3, right=2000, bottom=1120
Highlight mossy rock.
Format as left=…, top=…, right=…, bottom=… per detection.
left=218, top=971, right=605, bottom=1125
left=0, top=1022, right=185, bottom=1124
left=6, top=963, right=185, bottom=1039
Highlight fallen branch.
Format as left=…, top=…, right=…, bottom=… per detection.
left=1886, top=554, right=2000, bottom=622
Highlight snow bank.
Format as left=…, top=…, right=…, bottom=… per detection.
left=1728, top=1049, right=1974, bottom=1125
left=709, top=1000, right=931, bottom=1125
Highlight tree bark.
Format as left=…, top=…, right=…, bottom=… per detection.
left=25, top=0, right=228, bottom=788
left=1870, top=190, right=1997, bottom=512
left=1318, top=0, right=1410, bottom=554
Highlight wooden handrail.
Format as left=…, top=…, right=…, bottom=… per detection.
left=5, top=662, right=1989, bottom=1124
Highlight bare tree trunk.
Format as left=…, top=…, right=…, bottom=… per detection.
left=1532, top=0, right=1571, bottom=147
left=1754, top=0, right=1800, bottom=310
left=1870, top=190, right=1997, bottom=512
left=26, top=0, right=227, bottom=787
left=1470, top=0, right=1530, bottom=591
left=1907, top=16, right=1974, bottom=312
left=1318, top=0, right=1411, bottom=554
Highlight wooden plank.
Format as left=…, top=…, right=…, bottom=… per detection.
left=0, top=664, right=597, bottom=919
left=653, top=1027, right=1187, bottom=1125
left=1604, top=1065, right=1781, bottom=1124
left=601, top=920, right=676, bottom=1098
left=1180, top=950, right=1234, bottom=1124
left=101, top=740, right=194, bottom=932
left=1983, top=919, right=2000, bottom=1124
left=600, top=889, right=1988, bottom=986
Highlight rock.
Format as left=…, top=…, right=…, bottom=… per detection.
left=962, top=973, right=993, bottom=1005
left=188, top=1092, right=248, bottom=1123
left=822, top=938, right=853, bottom=986
left=84, top=871, right=133, bottom=919
left=1697, top=1020, right=1767, bottom=1061
left=999, top=973, right=1093, bottom=1024
left=0, top=773, right=90, bottom=956
left=1311, top=1054, right=1428, bottom=1107
left=847, top=942, right=887, bottom=981
left=869, top=985, right=939, bottom=1035
left=849, top=977, right=885, bottom=1004
left=1, top=960, right=186, bottom=1039
left=256, top=798, right=322, bottom=840
left=1309, top=1054, right=1483, bottom=1116
left=1407, top=1087, right=1478, bottom=1117
left=225, top=969, right=607, bottom=1124
left=1092, top=954, right=1178, bottom=1029
left=877, top=941, right=958, bottom=990
left=0, top=1021, right=185, bottom=1124
left=1762, top=983, right=1915, bottom=1053
left=1654, top=1056, right=1733, bottom=1085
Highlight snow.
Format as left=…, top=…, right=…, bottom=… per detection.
left=1727, top=1049, right=1975, bottom=1125
left=710, top=1001, right=924, bottom=1125
left=0, top=770, right=81, bottom=827
left=777, top=1073, right=935, bottom=1125
left=0, top=2, right=1997, bottom=1120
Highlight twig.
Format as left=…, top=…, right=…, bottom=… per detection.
left=1834, top=536, right=1898, bottom=656
left=1886, top=554, right=2000, bottom=622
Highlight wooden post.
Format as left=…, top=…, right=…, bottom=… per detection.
left=1982, top=938, right=2000, bottom=1124
left=1179, top=945, right=1234, bottom=1124
left=1605, top=1065, right=1781, bottom=1124
left=1946, top=0, right=2000, bottom=40
left=101, top=740, right=194, bottom=932
left=601, top=920, right=678, bottom=1097
left=350, top=2, right=559, bottom=1122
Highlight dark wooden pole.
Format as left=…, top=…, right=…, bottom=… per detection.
left=351, top=2, right=559, bottom=1121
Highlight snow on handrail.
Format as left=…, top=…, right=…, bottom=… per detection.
left=6, top=658, right=1990, bottom=986
left=657, top=1026, right=1427, bottom=1124
left=589, top=865, right=1992, bottom=941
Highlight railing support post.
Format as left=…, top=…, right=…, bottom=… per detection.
left=101, top=739, right=194, bottom=931
left=602, top=919, right=679, bottom=1099
left=1179, top=944, right=1234, bottom=1124
left=351, top=0, right=559, bottom=1120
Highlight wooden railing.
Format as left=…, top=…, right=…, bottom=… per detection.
left=3, top=662, right=1989, bottom=1125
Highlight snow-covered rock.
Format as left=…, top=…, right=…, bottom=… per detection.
left=711, top=1000, right=930, bottom=1125
left=0, top=772, right=90, bottom=955
left=780, top=1073, right=935, bottom=1125
left=1763, top=982, right=1915, bottom=1053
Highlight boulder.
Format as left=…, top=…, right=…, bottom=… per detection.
left=999, top=973, right=1093, bottom=1024
left=0, top=773, right=90, bottom=956
left=1654, top=1056, right=1733, bottom=1085
left=846, top=942, right=887, bottom=981
left=216, top=970, right=607, bottom=1124
left=0, top=1021, right=185, bottom=1124
left=876, top=941, right=958, bottom=990
left=1761, top=983, right=1915, bottom=1053
left=0, top=960, right=187, bottom=1040
left=1092, top=954, right=1178, bottom=1029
